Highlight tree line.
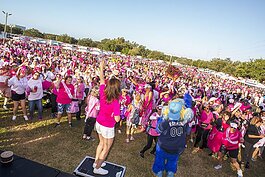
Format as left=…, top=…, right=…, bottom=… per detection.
left=1, top=24, right=264, bottom=83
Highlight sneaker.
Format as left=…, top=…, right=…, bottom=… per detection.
left=140, top=152, right=144, bottom=158
left=251, top=158, right=257, bottom=162
left=150, top=151, right=156, bottom=155
left=12, top=115, right=16, bottom=121
left=190, top=138, right=194, bottom=143
left=130, top=136, right=135, bottom=141
left=167, top=171, right=175, bottom=177
left=156, top=171, right=163, bottom=177
left=192, top=148, right=200, bottom=154
left=24, top=116, right=29, bottom=121
left=86, top=136, right=95, bottom=141
left=214, top=164, right=222, bottom=170
left=3, top=105, right=8, bottom=110
left=237, top=169, right=243, bottom=177
left=245, top=162, right=249, bottom=169
left=118, top=129, right=122, bottom=134
left=69, top=123, right=73, bottom=127
left=125, top=138, right=130, bottom=143
left=93, top=167, right=108, bottom=175
left=54, top=123, right=60, bottom=128
left=93, top=162, right=106, bottom=168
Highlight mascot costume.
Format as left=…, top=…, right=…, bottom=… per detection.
left=152, top=96, right=194, bottom=177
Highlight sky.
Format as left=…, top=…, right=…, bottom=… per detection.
left=1, top=0, right=265, bottom=61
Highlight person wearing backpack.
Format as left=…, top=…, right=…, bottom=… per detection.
left=125, top=92, right=142, bottom=143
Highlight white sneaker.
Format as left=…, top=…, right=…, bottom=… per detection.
left=214, top=164, right=222, bottom=170
left=12, top=115, right=16, bottom=121
left=3, top=105, right=8, bottom=110
left=237, top=170, right=243, bottom=177
left=118, top=130, right=122, bottom=134
left=24, top=116, right=29, bottom=121
left=93, top=167, right=108, bottom=175
left=93, top=162, right=106, bottom=168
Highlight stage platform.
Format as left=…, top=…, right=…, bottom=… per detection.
left=74, top=156, right=126, bottom=177
left=0, top=150, right=75, bottom=177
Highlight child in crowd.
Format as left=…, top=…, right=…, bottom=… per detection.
left=140, top=105, right=162, bottom=158
left=125, top=92, right=142, bottom=143
left=83, top=86, right=100, bottom=141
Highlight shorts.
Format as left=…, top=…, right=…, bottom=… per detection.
left=95, top=122, right=115, bottom=139
left=57, top=103, right=71, bottom=114
left=11, top=91, right=25, bottom=101
left=222, top=148, right=239, bottom=159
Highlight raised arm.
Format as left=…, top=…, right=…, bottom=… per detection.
left=99, top=59, right=105, bottom=85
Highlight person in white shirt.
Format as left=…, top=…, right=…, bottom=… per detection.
left=27, top=71, right=43, bottom=120
left=8, top=67, right=29, bottom=121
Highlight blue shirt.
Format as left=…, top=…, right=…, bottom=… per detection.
left=157, top=119, right=186, bottom=154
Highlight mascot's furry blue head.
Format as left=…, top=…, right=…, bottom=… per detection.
left=162, top=98, right=194, bottom=124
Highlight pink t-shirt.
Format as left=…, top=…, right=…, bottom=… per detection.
left=207, top=127, right=224, bottom=153
left=75, top=83, right=85, bottom=100
left=222, top=128, right=242, bottom=150
left=56, top=82, right=74, bottom=104
left=85, top=95, right=100, bottom=118
left=199, top=111, right=214, bottom=130
left=96, top=84, right=120, bottom=128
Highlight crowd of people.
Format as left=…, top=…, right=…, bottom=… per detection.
left=0, top=38, right=265, bottom=176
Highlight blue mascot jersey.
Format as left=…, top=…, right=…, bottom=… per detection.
left=157, top=119, right=186, bottom=154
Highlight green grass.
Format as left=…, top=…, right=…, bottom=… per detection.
left=0, top=99, right=264, bottom=177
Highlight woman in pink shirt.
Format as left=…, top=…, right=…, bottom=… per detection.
left=192, top=105, right=214, bottom=154
left=214, top=122, right=244, bottom=177
left=93, top=59, right=121, bottom=175
left=54, top=75, right=74, bottom=127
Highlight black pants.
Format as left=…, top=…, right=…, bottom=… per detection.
left=50, top=93, right=57, bottom=114
left=83, top=118, right=96, bottom=136
left=76, top=100, right=84, bottom=120
left=243, top=141, right=255, bottom=163
left=194, top=125, right=210, bottom=149
left=140, top=134, right=158, bottom=154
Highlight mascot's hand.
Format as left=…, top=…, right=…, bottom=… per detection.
left=183, top=108, right=194, bottom=124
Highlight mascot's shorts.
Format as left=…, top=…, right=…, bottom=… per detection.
left=152, top=144, right=180, bottom=174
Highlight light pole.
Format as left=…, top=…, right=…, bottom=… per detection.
left=2, top=11, right=12, bottom=39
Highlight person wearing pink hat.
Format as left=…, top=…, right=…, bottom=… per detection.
left=7, top=67, right=29, bottom=121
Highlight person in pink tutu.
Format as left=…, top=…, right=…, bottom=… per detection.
left=207, top=118, right=225, bottom=157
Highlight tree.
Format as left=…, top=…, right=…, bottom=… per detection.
left=147, top=51, right=165, bottom=60
left=56, top=34, right=77, bottom=44
left=77, top=38, right=94, bottom=47
left=0, top=23, right=4, bottom=32
left=23, top=28, right=44, bottom=38
left=11, top=27, right=23, bottom=34
left=44, top=33, right=57, bottom=40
